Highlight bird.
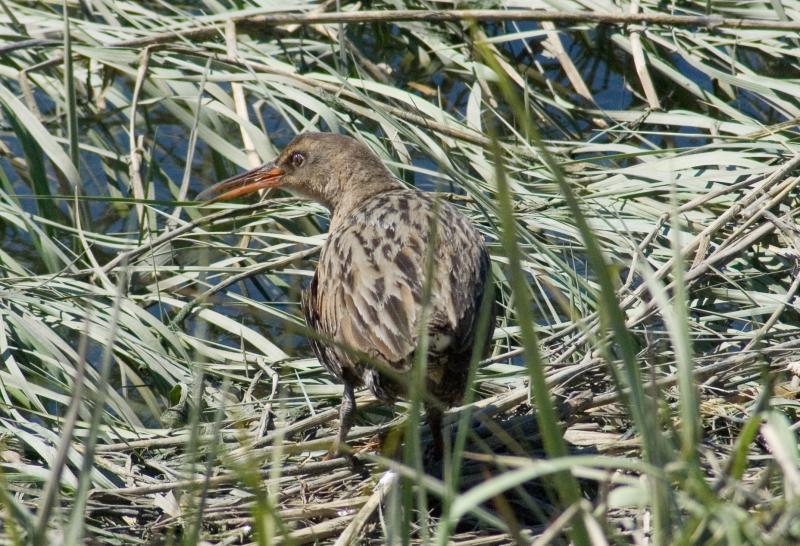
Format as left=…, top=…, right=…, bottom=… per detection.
left=197, top=132, right=495, bottom=461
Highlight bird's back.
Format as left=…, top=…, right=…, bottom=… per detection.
left=303, top=188, right=493, bottom=405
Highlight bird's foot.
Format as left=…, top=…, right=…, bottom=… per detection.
left=324, top=441, right=366, bottom=474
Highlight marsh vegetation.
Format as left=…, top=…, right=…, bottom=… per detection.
left=1, top=1, right=800, bottom=544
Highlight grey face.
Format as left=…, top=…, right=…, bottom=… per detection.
left=197, top=132, right=393, bottom=212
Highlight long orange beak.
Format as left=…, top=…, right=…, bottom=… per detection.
left=196, top=162, right=285, bottom=203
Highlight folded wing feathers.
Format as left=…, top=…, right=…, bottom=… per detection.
left=303, top=190, right=488, bottom=380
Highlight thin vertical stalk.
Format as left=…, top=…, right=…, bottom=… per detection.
left=670, top=185, right=699, bottom=466
left=62, top=1, right=79, bottom=173
left=491, top=137, right=589, bottom=544
left=403, top=197, right=441, bottom=545
left=470, top=29, right=590, bottom=545
left=435, top=278, right=495, bottom=545
left=32, top=317, right=91, bottom=544
left=473, top=23, right=670, bottom=542
left=63, top=242, right=133, bottom=546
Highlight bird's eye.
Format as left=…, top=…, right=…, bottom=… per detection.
left=291, top=151, right=305, bottom=168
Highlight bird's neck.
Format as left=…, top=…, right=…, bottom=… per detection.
left=328, top=174, right=404, bottom=232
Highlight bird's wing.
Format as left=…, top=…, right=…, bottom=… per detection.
left=304, top=191, right=490, bottom=374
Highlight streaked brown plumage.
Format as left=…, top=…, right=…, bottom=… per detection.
left=198, top=132, right=494, bottom=459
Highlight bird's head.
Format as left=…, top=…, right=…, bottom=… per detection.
left=197, top=132, right=400, bottom=215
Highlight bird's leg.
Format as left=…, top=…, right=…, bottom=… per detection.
left=335, top=381, right=357, bottom=462
left=425, top=404, right=445, bottom=462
